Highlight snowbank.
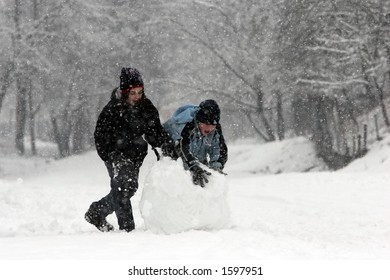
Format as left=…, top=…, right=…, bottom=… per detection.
left=342, top=132, right=390, bottom=172
left=226, top=137, right=328, bottom=174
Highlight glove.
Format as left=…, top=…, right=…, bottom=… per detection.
left=211, top=167, right=228, bottom=175
left=190, top=165, right=211, bottom=188
left=161, top=141, right=178, bottom=159
left=209, top=163, right=227, bottom=175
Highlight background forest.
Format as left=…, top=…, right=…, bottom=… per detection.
left=1, top=0, right=390, bottom=169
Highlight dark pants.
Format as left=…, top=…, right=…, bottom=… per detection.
left=89, top=160, right=142, bottom=231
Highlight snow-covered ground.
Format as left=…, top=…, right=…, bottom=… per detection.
left=0, top=135, right=389, bottom=278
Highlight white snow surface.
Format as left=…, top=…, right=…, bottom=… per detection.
left=0, top=136, right=389, bottom=260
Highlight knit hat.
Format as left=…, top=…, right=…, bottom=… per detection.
left=196, top=99, right=220, bottom=125
left=119, top=67, right=144, bottom=91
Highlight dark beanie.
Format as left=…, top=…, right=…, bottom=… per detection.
left=196, top=99, right=220, bottom=125
left=120, top=67, right=144, bottom=90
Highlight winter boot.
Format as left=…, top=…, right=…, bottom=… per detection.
left=119, top=220, right=135, bottom=232
left=116, top=206, right=135, bottom=232
left=84, top=208, right=114, bottom=232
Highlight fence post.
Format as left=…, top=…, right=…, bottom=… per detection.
left=345, top=145, right=350, bottom=157
left=357, top=134, right=362, bottom=156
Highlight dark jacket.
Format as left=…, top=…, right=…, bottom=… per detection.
left=94, top=88, right=170, bottom=163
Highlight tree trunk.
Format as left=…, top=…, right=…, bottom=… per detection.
left=0, top=62, right=14, bottom=114
left=276, top=90, right=285, bottom=140
left=14, top=0, right=27, bottom=155
left=15, top=73, right=28, bottom=155
left=246, top=112, right=269, bottom=141
left=375, top=80, right=390, bottom=127
left=257, top=92, right=275, bottom=142
left=51, top=115, right=71, bottom=158
left=72, top=105, right=85, bottom=154
left=25, top=0, right=40, bottom=156
left=28, top=82, right=37, bottom=156
left=312, top=94, right=333, bottom=155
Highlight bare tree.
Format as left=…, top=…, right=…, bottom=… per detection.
left=155, top=0, right=279, bottom=141
left=13, top=0, right=28, bottom=155
left=275, top=0, right=390, bottom=158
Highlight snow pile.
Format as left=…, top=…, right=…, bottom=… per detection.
left=140, top=157, right=230, bottom=234
left=227, top=137, right=328, bottom=174
left=342, top=132, right=390, bottom=172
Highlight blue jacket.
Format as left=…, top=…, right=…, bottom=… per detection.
left=163, top=104, right=228, bottom=170
left=163, top=104, right=198, bottom=141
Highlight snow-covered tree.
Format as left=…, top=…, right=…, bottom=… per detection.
left=153, top=0, right=281, bottom=141
left=274, top=0, right=390, bottom=164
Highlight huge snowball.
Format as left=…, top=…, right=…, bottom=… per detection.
left=139, top=158, right=230, bottom=234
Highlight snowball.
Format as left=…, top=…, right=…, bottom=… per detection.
left=139, top=158, right=230, bottom=234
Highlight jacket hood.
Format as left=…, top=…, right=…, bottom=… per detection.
left=171, top=104, right=199, bottom=124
